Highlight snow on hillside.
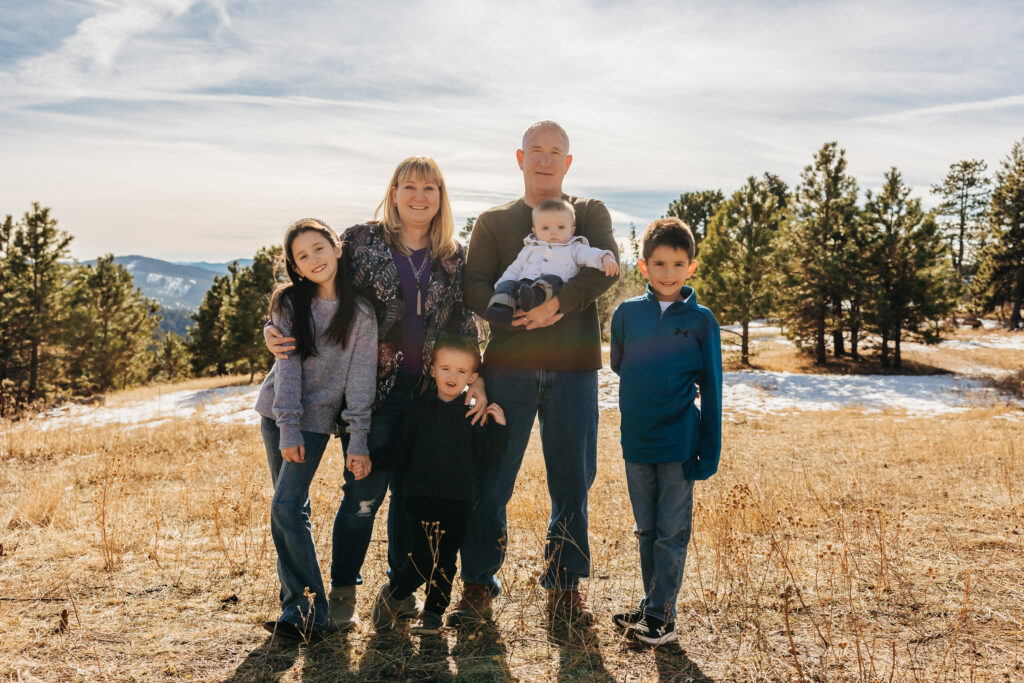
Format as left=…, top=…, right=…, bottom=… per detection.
left=24, top=367, right=1019, bottom=433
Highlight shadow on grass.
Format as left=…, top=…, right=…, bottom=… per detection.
left=545, top=613, right=614, bottom=682
left=452, top=619, right=512, bottom=681
left=301, top=632, right=355, bottom=682
left=651, top=641, right=713, bottom=682
left=223, top=635, right=300, bottom=682
left=357, top=627, right=416, bottom=680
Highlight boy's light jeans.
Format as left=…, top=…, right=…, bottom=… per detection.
left=624, top=460, right=695, bottom=622
left=260, top=417, right=331, bottom=630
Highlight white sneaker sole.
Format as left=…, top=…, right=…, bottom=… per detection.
left=629, top=628, right=678, bottom=646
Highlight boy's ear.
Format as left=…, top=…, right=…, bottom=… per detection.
left=687, top=259, right=698, bottom=277
left=467, top=371, right=479, bottom=386
left=637, top=257, right=649, bottom=280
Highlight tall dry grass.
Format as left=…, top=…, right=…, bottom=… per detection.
left=1, top=396, right=1022, bottom=680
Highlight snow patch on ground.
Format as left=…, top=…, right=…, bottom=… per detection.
left=597, top=368, right=1017, bottom=417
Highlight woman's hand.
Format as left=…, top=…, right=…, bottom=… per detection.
left=264, top=324, right=296, bottom=360
left=347, top=453, right=372, bottom=480
left=465, top=376, right=488, bottom=425
left=512, top=296, right=563, bottom=330
left=282, top=445, right=305, bottom=463
left=485, top=403, right=506, bottom=426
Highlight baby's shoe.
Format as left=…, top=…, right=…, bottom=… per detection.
left=517, top=283, right=537, bottom=311
left=485, top=304, right=514, bottom=327
left=328, top=585, right=358, bottom=632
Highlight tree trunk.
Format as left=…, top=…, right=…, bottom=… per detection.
left=894, top=318, right=903, bottom=368
left=850, top=324, right=860, bottom=361
left=741, top=320, right=750, bottom=366
left=1010, top=266, right=1024, bottom=330
left=832, top=295, right=845, bottom=356
left=815, top=309, right=827, bottom=366
left=880, top=327, right=890, bottom=368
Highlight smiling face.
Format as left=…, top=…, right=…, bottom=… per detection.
left=391, top=173, right=440, bottom=232
left=517, top=125, right=572, bottom=202
left=430, top=347, right=480, bottom=402
left=638, top=245, right=698, bottom=302
left=290, top=229, right=342, bottom=298
left=531, top=207, right=575, bottom=244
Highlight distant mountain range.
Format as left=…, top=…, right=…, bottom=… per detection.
left=82, top=255, right=253, bottom=334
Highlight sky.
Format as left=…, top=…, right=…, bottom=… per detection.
left=2, top=0, right=1023, bottom=262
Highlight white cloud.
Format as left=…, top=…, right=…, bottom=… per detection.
left=0, top=0, right=1022, bottom=259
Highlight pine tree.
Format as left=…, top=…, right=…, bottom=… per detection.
left=458, top=217, right=476, bottom=245
left=62, top=255, right=162, bottom=392
left=12, top=203, right=72, bottom=402
left=779, top=143, right=859, bottom=365
left=187, top=273, right=231, bottom=376
left=931, top=160, right=990, bottom=295
left=666, top=190, right=724, bottom=244
left=0, top=214, right=27, bottom=415
left=222, top=246, right=284, bottom=381
left=698, top=176, right=783, bottom=365
left=156, top=332, right=190, bottom=382
left=862, top=168, right=952, bottom=367
left=973, top=139, right=1024, bottom=329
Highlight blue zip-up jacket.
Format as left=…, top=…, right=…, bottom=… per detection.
left=610, top=284, right=722, bottom=479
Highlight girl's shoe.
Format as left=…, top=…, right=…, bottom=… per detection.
left=410, top=610, right=444, bottom=635
left=626, top=615, right=677, bottom=646
left=328, top=585, right=359, bottom=632
left=262, top=620, right=330, bottom=643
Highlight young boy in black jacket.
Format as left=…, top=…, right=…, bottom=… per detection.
left=370, top=334, right=508, bottom=634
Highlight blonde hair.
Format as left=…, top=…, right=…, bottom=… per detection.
left=374, top=156, right=457, bottom=259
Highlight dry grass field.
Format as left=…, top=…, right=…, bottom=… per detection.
left=2, top=339, right=1023, bottom=681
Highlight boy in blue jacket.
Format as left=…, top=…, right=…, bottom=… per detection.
left=609, top=217, right=722, bottom=645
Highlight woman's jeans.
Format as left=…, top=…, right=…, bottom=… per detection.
left=260, top=417, right=331, bottom=630
left=330, top=373, right=418, bottom=588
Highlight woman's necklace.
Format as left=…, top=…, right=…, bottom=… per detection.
left=405, top=250, right=430, bottom=316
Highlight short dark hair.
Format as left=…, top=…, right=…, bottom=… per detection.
left=432, top=333, right=481, bottom=370
left=642, top=217, right=696, bottom=261
left=532, top=198, right=575, bottom=225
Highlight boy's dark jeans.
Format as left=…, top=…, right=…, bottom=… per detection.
left=389, top=496, right=473, bottom=615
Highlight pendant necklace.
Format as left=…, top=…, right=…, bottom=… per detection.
left=405, top=250, right=430, bottom=316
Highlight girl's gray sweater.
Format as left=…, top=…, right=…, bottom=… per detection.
left=255, top=297, right=377, bottom=453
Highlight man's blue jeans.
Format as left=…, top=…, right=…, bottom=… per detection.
left=330, top=373, right=417, bottom=588
left=460, top=366, right=598, bottom=592
left=624, top=460, right=695, bottom=622
left=260, top=417, right=331, bottom=630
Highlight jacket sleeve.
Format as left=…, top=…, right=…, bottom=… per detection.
left=556, top=200, right=619, bottom=313
left=688, top=313, right=722, bottom=480
left=572, top=241, right=614, bottom=270
left=609, top=304, right=625, bottom=376
left=339, top=301, right=377, bottom=456
left=473, top=419, right=509, bottom=467
left=464, top=214, right=501, bottom=317
left=372, top=400, right=416, bottom=470
left=269, top=300, right=304, bottom=450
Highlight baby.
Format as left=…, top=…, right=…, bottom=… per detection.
left=484, top=198, right=619, bottom=327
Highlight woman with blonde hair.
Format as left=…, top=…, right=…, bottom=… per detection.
left=266, top=156, right=484, bottom=632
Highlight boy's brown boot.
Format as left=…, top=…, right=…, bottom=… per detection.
left=328, top=585, right=358, bottom=632
left=446, top=582, right=493, bottom=626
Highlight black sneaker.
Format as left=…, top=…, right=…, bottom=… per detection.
left=411, top=610, right=444, bottom=635
left=262, top=620, right=330, bottom=643
left=612, top=603, right=645, bottom=630
left=626, top=615, right=677, bottom=646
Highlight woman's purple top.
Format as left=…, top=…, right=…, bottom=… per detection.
left=392, top=246, right=429, bottom=375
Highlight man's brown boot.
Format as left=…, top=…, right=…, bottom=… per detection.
left=446, top=582, right=493, bottom=626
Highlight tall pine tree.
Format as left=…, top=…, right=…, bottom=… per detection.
left=63, top=255, right=161, bottom=392
left=666, top=190, right=724, bottom=244
left=12, top=203, right=72, bottom=402
left=187, top=273, right=231, bottom=376
left=699, top=176, right=784, bottom=365
left=931, top=159, right=989, bottom=290
left=779, top=143, right=859, bottom=365
left=222, top=246, right=284, bottom=381
left=973, top=139, right=1024, bottom=329
left=0, top=214, right=27, bottom=414
left=862, top=169, right=952, bottom=367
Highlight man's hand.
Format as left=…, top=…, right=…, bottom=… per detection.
left=602, top=255, right=619, bottom=277
left=264, top=324, right=296, bottom=360
left=347, top=453, right=371, bottom=480
left=282, top=445, right=305, bottom=463
left=512, top=296, right=563, bottom=330
left=465, top=376, right=488, bottom=425
left=485, top=403, right=506, bottom=426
